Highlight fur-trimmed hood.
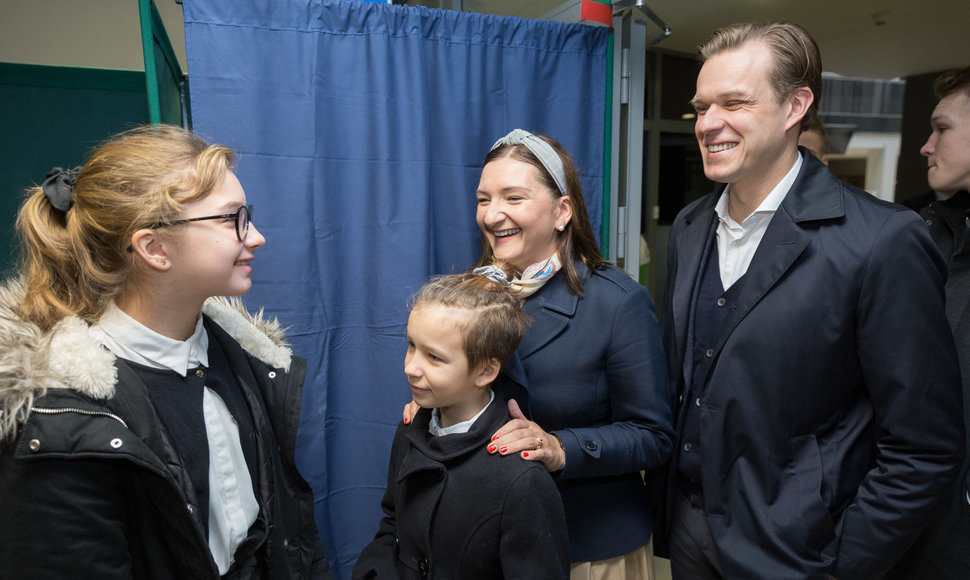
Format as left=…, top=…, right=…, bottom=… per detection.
left=0, top=278, right=293, bottom=441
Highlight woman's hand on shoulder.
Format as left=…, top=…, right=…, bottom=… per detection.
left=402, top=400, right=420, bottom=425
left=488, top=399, right=565, bottom=473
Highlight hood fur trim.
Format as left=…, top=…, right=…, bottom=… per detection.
left=202, top=297, right=293, bottom=372
left=1, top=280, right=293, bottom=440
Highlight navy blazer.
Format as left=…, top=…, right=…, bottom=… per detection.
left=503, top=261, right=673, bottom=563
left=661, top=150, right=966, bottom=580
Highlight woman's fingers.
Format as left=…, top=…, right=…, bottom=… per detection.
left=488, top=424, right=550, bottom=455
left=520, top=446, right=563, bottom=472
left=506, top=398, right=526, bottom=420
left=402, top=400, right=420, bottom=424
left=489, top=417, right=532, bottom=441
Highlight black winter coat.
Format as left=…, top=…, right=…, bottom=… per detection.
left=887, top=191, right=970, bottom=579
left=0, top=288, right=331, bottom=580
left=352, top=399, right=569, bottom=580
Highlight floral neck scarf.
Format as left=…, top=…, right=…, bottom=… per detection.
left=511, top=253, right=562, bottom=298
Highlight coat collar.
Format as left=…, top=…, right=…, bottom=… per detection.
left=397, top=399, right=507, bottom=482
left=0, top=279, right=293, bottom=439
left=516, top=260, right=585, bottom=360
left=670, top=151, right=843, bottom=386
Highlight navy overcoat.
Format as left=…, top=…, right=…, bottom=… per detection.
left=661, top=150, right=965, bottom=580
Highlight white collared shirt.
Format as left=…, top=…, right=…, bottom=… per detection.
left=429, top=389, right=495, bottom=437
left=90, top=303, right=258, bottom=574
left=714, top=153, right=804, bottom=290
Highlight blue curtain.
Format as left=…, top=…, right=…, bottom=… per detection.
left=183, top=1, right=608, bottom=576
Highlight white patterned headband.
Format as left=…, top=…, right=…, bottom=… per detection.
left=490, top=129, right=568, bottom=197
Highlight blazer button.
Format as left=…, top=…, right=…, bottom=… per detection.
left=585, top=440, right=597, bottom=451
left=716, top=297, right=726, bottom=307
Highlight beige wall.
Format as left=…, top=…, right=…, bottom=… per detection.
left=0, top=0, right=186, bottom=71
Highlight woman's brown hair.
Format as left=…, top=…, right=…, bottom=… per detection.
left=479, top=135, right=608, bottom=296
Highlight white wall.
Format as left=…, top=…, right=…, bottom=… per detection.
left=838, top=132, right=901, bottom=202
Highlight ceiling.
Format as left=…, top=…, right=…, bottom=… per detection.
left=410, top=0, right=970, bottom=79
left=2, top=0, right=967, bottom=80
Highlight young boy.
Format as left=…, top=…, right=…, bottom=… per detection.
left=353, top=267, right=569, bottom=579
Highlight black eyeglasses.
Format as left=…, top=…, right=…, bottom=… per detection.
left=153, top=204, right=253, bottom=242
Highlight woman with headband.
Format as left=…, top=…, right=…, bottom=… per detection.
left=407, top=129, right=673, bottom=579
left=0, top=125, right=330, bottom=579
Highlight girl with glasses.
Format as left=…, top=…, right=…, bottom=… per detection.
left=0, top=125, right=330, bottom=579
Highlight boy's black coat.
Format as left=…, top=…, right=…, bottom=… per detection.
left=353, top=398, right=569, bottom=579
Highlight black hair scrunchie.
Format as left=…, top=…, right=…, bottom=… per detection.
left=42, top=166, right=81, bottom=213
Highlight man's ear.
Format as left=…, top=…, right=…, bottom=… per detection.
left=785, top=87, right=814, bottom=132
left=475, top=358, right=502, bottom=388
left=130, top=229, right=171, bottom=272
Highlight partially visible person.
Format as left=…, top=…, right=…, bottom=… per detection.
left=404, top=129, right=673, bottom=579
left=901, top=188, right=951, bottom=212
left=354, top=266, right=569, bottom=580
left=798, top=115, right=829, bottom=165
left=888, top=64, right=970, bottom=580
left=0, top=125, right=330, bottom=579
left=661, top=22, right=963, bottom=580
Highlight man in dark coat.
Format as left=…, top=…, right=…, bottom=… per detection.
left=660, top=22, right=964, bottom=580
left=888, top=65, right=970, bottom=580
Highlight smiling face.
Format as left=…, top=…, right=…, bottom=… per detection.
left=921, top=90, right=970, bottom=193
left=476, top=156, right=571, bottom=273
left=692, top=41, right=808, bottom=199
left=166, top=170, right=265, bottom=303
left=404, top=304, right=494, bottom=428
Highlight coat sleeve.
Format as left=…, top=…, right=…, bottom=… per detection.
left=833, top=209, right=966, bottom=579
left=352, top=425, right=406, bottom=580
left=555, top=282, right=674, bottom=479
left=499, top=467, right=570, bottom=580
left=0, top=454, right=134, bottom=578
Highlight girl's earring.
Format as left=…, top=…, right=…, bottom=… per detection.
left=556, top=225, right=565, bottom=232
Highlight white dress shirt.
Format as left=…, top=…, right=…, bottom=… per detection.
left=90, top=303, right=258, bottom=574
left=428, top=389, right=495, bottom=437
left=714, top=153, right=804, bottom=289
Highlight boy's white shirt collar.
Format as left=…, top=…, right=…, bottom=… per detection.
left=429, top=389, right=495, bottom=437
left=89, top=301, right=209, bottom=376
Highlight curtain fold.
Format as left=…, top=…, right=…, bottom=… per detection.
left=184, top=1, right=608, bottom=576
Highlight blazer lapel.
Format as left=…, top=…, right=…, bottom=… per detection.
left=517, top=263, right=580, bottom=360
left=671, top=196, right=719, bottom=360
left=714, top=151, right=842, bottom=356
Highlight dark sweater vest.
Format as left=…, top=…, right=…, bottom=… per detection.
left=129, top=334, right=258, bottom=535
left=677, top=235, right=744, bottom=507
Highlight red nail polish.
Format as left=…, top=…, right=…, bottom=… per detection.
left=499, top=446, right=508, bottom=454
left=487, top=444, right=496, bottom=453
left=491, top=434, right=500, bottom=441
left=522, top=452, right=530, bottom=458
left=404, top=417, right=409, bottom=425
